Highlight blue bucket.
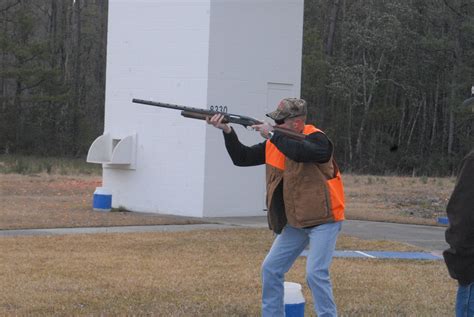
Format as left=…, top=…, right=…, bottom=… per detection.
left=93, top=187, right=112, bottom=212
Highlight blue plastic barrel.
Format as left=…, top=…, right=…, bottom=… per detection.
left=437, top=217, right=449, bottom=225
left=93, top=187, right=112, bottom=212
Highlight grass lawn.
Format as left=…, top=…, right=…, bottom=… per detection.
left=0, top=229, right=456, bottom=316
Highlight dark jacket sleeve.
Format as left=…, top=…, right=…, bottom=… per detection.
left=222, top=128, right=266, bottom=166
left=270, top=130, right=332, bottom=163
left=443, top=150, right=474, bottom=285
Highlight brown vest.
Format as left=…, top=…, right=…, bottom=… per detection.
left=265, top=125, right=345, bottom=233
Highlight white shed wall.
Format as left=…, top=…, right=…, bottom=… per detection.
left=99, top=0, right=304, bottom=218
left=103, top=0, right=211, bottom=216
left=202, top=0, right=305, bottom=217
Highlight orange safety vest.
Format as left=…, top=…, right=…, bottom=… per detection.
left=265, top=125, right=345, bottom=226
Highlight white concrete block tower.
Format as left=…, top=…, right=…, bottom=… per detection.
left=87, top=0, right=305, bottom=217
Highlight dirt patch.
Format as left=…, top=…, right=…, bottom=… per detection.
left=0, top=174, right=205, bottom=229
left=343, top=174, right=454, bottom=225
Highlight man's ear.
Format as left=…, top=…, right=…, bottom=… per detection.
left=294, top=118, right=304, bottom=129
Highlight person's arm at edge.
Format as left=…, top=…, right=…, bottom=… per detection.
left=445, top=151, right=474, bottom=249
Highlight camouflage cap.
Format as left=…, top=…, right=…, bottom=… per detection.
left=266, top=98, right=307, bottom=121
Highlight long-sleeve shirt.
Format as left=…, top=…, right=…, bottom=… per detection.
left=222, top=127, right=333, bottom=167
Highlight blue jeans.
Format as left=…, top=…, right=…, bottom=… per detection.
left=456, top=283, right=474, bottom=317
left=261, top=221, right=342, bottom=317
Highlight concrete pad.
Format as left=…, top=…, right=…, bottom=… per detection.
left=0, top=218, right=449, bottom=255
left=0, top=224, right=236, bottom=237
left=340, top=220, right=448, bottom=252
left=300, top=250, right=442, bottom=260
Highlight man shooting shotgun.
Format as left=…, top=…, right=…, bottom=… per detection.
left=133, top=97, right=345, bottom=316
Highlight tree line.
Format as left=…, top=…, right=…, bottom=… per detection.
left=1, top=0, right=473, bottom=175
left=0, top=0, right=107, bottom=157
left=302, top=0, right=473, bottom=175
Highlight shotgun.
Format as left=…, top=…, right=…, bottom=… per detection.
left=132, top=98, right=306, bottom=140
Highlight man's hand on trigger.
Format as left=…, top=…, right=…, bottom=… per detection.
left=206, top=114, right=232, bottom=134
left=251, top=122, right=274, bottom=139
